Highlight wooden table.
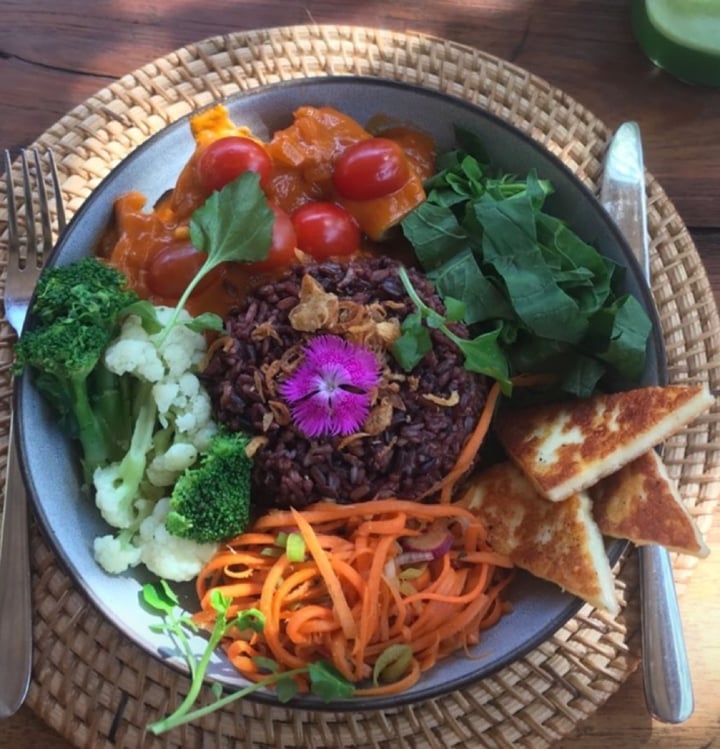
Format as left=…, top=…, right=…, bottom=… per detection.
left=1, top=2, right=719, bottom=747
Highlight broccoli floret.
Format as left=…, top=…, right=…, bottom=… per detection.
left=14, top=259, right=141, bottom=482
left=165, top=431, right=253, bottom=543
left=31, top=256, right=139, bottom=326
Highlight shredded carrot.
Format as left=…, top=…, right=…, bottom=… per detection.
left=415, top=380, right=501, bottom=504
left=290, top=507, right=358, bottom=640
left=194, top=497, right=514, bottom=697
left=418, top=374, right=553, bottom=505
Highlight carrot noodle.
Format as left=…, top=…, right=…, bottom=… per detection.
left=290, top=507, right=358, bottom=640
left=415, top=380, right=502, bottom=504
left=194, top=497, right=514, bottom=696
left=417, top=374, right=553, bottom=505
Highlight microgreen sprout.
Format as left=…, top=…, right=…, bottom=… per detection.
left=142, top=580, right=354, bottom=735
left=156, top=171, right=274, bottom=346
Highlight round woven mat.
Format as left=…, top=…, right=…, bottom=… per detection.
left=2, top=24, right=720, bottom=749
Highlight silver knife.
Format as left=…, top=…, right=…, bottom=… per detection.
left=600, top=121, right=694, bottom=724
left=0, top=412, right=33, bottom=718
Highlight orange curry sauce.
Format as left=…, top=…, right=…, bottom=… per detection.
left=96, top=104, right=437, bottom=319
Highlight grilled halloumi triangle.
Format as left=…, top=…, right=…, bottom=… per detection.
left=459, top=461, right=619, bottom=614
left=590, top=449, right=709, bottom=558
left=494, top=384, right=715, bottom=503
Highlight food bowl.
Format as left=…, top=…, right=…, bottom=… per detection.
left=15, top=76, right=666, bottom=710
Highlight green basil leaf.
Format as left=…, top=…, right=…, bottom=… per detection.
left=536, top=212, right=613, bottom=315
left=391, top=315, right=433, bottom=371
left=429, top=249, right=513, bottom=324
left=473, top=193, right=587, bottom=343
left=506, top=333, right=573, bottom=374
left=594, top=294, right=653, bottom=381
left=442, top=296, right=466, bottom=323
left=401, top=202, right=469, bottom=271
left=558, top=354, right=607, bottom=398
left=456, top=329, right=510, bottom=387
left=399, top=128, right=652, bottom=396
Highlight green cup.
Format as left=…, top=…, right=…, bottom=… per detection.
left=631, top=0, right=720, bottom=87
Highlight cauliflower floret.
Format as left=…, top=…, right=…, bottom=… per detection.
left=153, top=380, right=182, bottom=416
left=104, top=307, right=206, bottom=384
left=138, top=498, right=218, bottom=582
left=189, top=422, right=217, bottom=454
left=93, top=498, right=153, bottom=575
left=153, top=372, right=217, bottom=450
left=104, top=315, right=165, bottom=382
left=94, top=464, right=139, bottom=528
left=146, top=442, right=199, bottom=488
left=92, top=304, right=222, bottom=580
left=93, top=533, right=142, bottom=574
left=92, top=496, right=216, bottom=581
left=173, top=387, right=215, bottom=438
left=152, top=308, right=207, bottom=377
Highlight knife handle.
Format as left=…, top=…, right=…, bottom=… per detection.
left=639, top=543, right=694, bottom=723
left=0, top=419, right=33, bottom=719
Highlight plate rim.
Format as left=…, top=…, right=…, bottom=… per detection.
left=16, top=74, right=666, bottom=712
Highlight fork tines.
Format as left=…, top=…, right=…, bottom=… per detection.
left=4, top=148, right=66, bottom=270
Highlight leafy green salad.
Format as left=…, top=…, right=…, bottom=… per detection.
left=397, top=127, right=652, bottom=396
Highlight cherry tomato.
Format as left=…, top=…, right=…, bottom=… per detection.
left=196, top=136, right=272, bottom=194
left=245, top=204, right=297, bottom=273
left=332, top=138, right=411, bottom=201
left=291, top=202, right=361, bottom=259
left=146, top=244, right=224, bottom=299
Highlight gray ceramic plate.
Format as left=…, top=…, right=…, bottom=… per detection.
left=16, top=77, right=666, bottom=711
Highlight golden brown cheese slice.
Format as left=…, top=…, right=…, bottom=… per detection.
left=459, top=461, right=619, bottom=614
left=494, top=384, right=714, bottom=502
left=590, top=450, right=709, bottom=557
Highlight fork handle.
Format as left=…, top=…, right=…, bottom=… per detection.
left=0, top=415, right=33, bottom=718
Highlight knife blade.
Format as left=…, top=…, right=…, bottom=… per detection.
left=600, top=121, right=694, bottom=724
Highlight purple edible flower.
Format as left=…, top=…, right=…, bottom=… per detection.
left=279, top=335, right=381, bottom=438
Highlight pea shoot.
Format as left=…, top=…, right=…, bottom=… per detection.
left=142, top=581, right=354, bottom=735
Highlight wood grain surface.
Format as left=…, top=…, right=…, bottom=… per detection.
left=1, top=1, right=719, bottom=747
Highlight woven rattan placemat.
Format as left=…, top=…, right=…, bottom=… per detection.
left=1, top=24, right=719, bottom=749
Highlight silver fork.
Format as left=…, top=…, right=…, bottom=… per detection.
left=0, top=148, right=66, bottom=718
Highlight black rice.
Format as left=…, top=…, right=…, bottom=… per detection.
left=202, top=256, right=489, bottom=509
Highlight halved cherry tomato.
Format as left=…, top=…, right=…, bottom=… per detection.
left=291, top=202, right=360, bottom=259
left=245, top=204, right=297, bottom=273
left=196, top=136, right=272, bottom=194
left=332, top=137, right=411, bottom=201
left=146, top=243, right=224, bottom=299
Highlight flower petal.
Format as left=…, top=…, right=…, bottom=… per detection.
left=327, top=389, right=372, bottom=435
left=279, top=334, right=381, bottom=438
left=291, top=396, right=336, bottom=438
